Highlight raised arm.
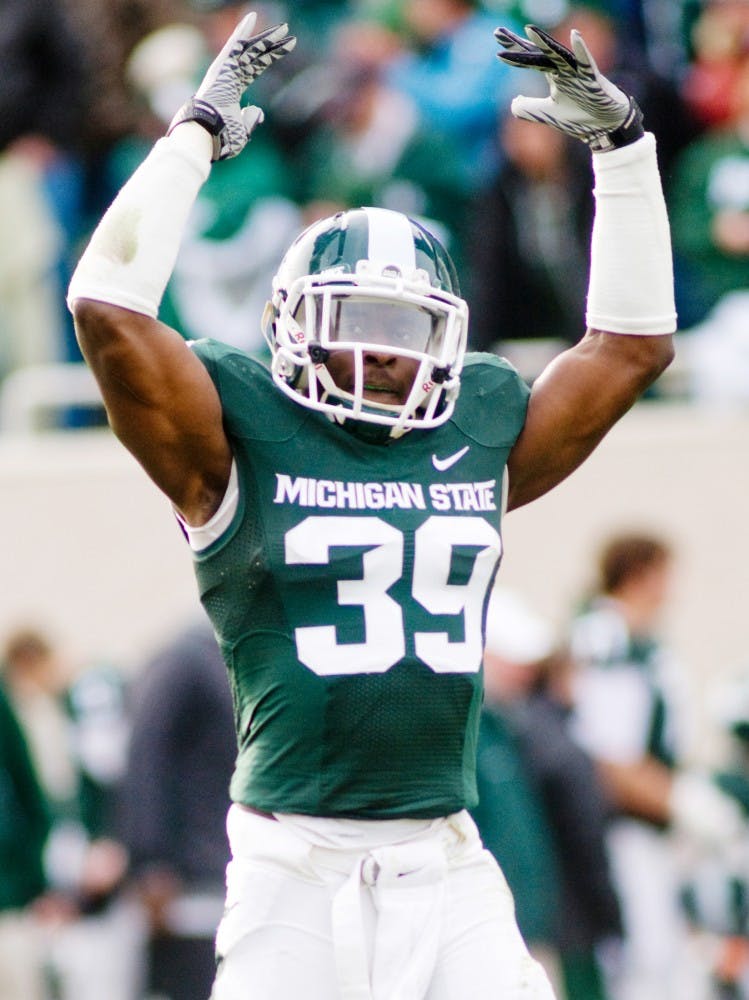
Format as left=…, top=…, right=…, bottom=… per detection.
left=493, top=25, right=676, bottom=511
left=68, top=14, right=295, bottom=524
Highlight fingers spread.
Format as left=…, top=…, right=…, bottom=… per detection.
left=570, top=30, right=600, bottom=75
left=236, top=23, right=296, bottom=76
left=525, top=25, right=578, bottom=71
left=234, top=11, right=259, bottom=41
left=496, top=49, right=555, bottom=69
left=510, top=94, right=555, bottom=122
left=494, top=26, right=536, bottom=52
left=247, top=22, right=296, bottom=55
left=495, top=27, right=554, bottom=70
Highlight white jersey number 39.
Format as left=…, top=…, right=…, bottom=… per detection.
left=284, top=515, right=501, bottom=676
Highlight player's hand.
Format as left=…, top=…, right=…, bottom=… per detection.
left=168, top=12, right=296, bottom=161
left=494, top=24, right=644, bottom=151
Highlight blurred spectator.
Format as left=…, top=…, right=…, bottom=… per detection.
left=287, top=43, right=470, bottom=270
left=65, top=661, right=130, bottom=851
left=669, top=52, right=749, bottom=330
left=471, top=588, right=563, bottom=982
left=65, top=0, right=188, bottom=158
left=0, top=146, right=65, bottom=380
left=64, top=0, right=190, bottom=207
left=681, top=0, right=749, bottom=129
left=678, top=289, right=749, bottom=407
left=568, top=532, right=746, bottom=1000
left=476, top=587, right=623, bottom=1000
left=384, top=0, right=525, bottom=190
left=0, top=0, right=87, bottom=155
left=465, top=110, right=593, bottom=356
left=50, top=658, right=141, bottom=1000
left=120, top=619, right=235, bottom=1000
left=1, top=626, right=137, bottom=1000
left=509, top=1, right=693, bottom=80
left=0, top=0, right=190, bottom=382
left=245, top=0, right=353, bottom=52
left=680, top=672, right=749, bottom=998
left=2, top=628, right=83, bottom=867
left=0, top=673, right=51, bottom=1000
left=0, top=0, right=90, bottom=377
left=515, top=651, right=623, bottom=1000
left=617, top=0, right=694, bottom=80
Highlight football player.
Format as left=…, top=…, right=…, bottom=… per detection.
left=67, top=13, right=675, bottom=1000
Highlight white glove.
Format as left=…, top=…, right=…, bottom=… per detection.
left=167, top=12, right=296, bottom=161
left=669, top=771, right=747, bottom=851
left=494, top=24, right=644, bottom=151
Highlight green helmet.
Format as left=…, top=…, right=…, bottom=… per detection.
left=262, top=206, right=469, bottom=437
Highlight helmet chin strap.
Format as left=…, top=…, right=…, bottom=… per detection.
left=311, top=348, right=439, bottom=439
left=352, top=349, right=364, bottom=420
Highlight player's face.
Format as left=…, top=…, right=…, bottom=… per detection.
left=311, top=296, right=438, bottom=406
left=325, top=348, right=420, bottom=406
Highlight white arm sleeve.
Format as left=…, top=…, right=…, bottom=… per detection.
left=67, top=122, right=213, bottom=317
left=586, top=132, right=677, bottom=335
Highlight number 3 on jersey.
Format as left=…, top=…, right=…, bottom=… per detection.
left=284, top=515, right=501, bottom=676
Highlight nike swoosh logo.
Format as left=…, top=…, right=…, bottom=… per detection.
left=432, top=446, right=470, bottom=472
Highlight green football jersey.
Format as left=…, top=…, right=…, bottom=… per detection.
left=189, top=340, right=529, bottom=818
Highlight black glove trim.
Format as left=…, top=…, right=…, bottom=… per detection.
left=590, top=98, right=645, bottom=152
left=167, top=98, right=224, bottom=161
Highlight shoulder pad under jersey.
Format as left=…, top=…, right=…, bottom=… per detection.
left=188, top=339, right=311, bottom=442
left=450, top=352, right=530, bottom=448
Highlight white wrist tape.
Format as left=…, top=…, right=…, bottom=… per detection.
left=587, top=132, right=677, bottom=335
left=67, top=123, right=213, bottom=318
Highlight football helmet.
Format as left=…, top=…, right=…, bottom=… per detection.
left=262, top=206, right=469, bottom=437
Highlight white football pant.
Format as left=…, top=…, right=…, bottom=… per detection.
left=211, top=805, right=556, bottom=1000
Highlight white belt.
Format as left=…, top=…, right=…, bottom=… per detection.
left=331, top=836, right=449, bottom=1000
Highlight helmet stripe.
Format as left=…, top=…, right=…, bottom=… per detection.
left=363, top=207, right=417, bottom=272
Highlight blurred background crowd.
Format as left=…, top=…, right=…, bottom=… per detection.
left=2, top=0, right=749, bottom=998
left=1, top=0, right=749, bottom=422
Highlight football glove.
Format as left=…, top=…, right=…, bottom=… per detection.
left=494, top=24, right=644, bottom=152
left=167, top=12, right=296, bottom=161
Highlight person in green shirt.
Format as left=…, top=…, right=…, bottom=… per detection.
left=0, top=679, right=51, bottom=1000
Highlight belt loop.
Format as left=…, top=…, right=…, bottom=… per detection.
left=361, top=856, right=380, bottom=886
